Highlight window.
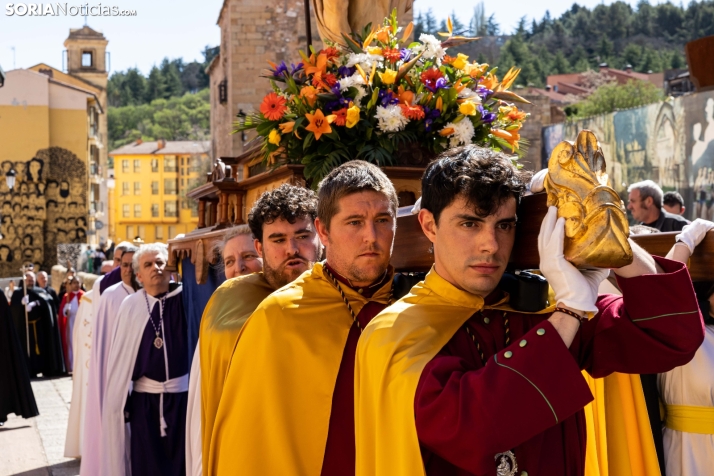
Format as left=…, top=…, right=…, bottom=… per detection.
left=122, top=204, right=130, bottom=218
left=122, top=160, right=129, bottom=173
left=151, top=203, right=159, bottom=217
left=151, top=159, right=159, bottom=173
left=181, top=157, right=185, bottom=166
left=126, top=225, right=134, bottom=240
left=155, top=226, right=164, bottom=240
left=134, top=204, right=141, bottom=217
left=164, top=156, right=177, bottom=172
left=122, top=182, right=129, bottom=195
left=219, top=79, right=228, bottom=104
left=181, top=199, right=190, bottom=210
left=137, top=225, right=145, bottom=239
left=164, top=179, right=178, bottom=195
left=133, top=160, right=141, bottom=172
left=82, top=51, right=93, bottom=67
left=168, top=226, right=177, bottom=239
left=165, top=201, right=178, bottom=217
left=134, top=182, right=141, bottom=195
left=151, top=181, right=159, bottom=195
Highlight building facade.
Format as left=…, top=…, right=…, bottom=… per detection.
left=109, top=140, right=211, bottom=243
left=207, top=0, right=321, bottom=161
left=0, top=68, right=101, bottom=275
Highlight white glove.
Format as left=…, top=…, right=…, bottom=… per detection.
left=21, top=295, right=29, bottom=305
left=529, top=168, right=548, bottom=194
left=675, top=218, right=714, bottom=254
left=411, top=197, right=422, bottom=215
left=25, top=300, right=39, bottom=311
left=538, top=207, right=610, bottom=314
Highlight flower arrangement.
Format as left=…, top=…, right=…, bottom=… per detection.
left=236, top=10, right=530, bottom=183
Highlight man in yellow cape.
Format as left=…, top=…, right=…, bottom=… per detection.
left=183, top=185, right=322, bottom=476
left=354, top=146, right=704, bottom=476
left=208, top=161, right=400, bottom=476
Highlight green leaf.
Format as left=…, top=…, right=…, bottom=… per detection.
left=303, top=132, right=315, bottom=151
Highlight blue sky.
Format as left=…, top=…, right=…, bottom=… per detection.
left=0, top=0, right=680, bottom=76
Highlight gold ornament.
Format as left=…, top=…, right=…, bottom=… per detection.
left=544, top=130, right=633, bottom=268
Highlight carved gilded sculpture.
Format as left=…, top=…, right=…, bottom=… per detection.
left=544, top=130, right=633, bottom=268
left=311, top=0, right=413, bottom=45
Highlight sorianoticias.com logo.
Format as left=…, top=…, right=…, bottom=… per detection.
left=5, top=3, right=137, bottom=16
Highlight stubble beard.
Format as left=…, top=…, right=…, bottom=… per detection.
left=263, top=255, right=312, bottom=289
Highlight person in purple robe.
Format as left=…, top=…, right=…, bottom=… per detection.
left=101, top=243, right=188, bottom=476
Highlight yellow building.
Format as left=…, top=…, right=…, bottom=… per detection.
left=0, top=67, right=101, bottom=275
left=109, top=140, right=211, bottom=243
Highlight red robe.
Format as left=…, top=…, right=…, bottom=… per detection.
left=58, top=290, right=83, bottom=370
left=320, top=265, right=391, bottom=476
left=415, top=257, right=703, bottom=476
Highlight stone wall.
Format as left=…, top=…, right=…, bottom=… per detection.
left=211, top=0, right=322, bottom=159
left=519, top=94, right=552, bottom=172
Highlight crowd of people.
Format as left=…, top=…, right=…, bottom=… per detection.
left=0, top=145, right=712, bottom=476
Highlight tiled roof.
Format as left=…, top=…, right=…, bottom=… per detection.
left=109, top=140, right=210, bottom=156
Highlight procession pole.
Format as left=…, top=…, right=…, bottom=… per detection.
left=304, top=0, right=312, bottom=51
left=21, top=265, right=29, bottom=357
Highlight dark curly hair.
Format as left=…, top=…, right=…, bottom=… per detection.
left=248, top=183, right=318, bottom=242
left=421, top=145, right=531, bottom=224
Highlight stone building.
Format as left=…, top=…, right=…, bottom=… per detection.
left=28, top=26, right=110, bottom=246
left=207, top=0, right=321, bottom=162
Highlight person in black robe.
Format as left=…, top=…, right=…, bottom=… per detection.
left=37, top=271, right=59, bottom=315
left=0, top=291, right=39, bottom=423
left=11, top=272, right=66, bottom=378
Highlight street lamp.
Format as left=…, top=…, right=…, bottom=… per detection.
left=6, top=169, right=16, bottom=190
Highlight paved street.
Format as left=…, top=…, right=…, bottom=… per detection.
left=0, top=377, right=80, bottom=476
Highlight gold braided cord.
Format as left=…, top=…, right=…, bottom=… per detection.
left=464, top=311, right=511, bottom=366
left=322, top=266, right=393, bottom=334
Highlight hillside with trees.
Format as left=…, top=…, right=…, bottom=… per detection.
left=107, top=46, right=217, bottom=150
left=415, top=0, right=714, bottom=87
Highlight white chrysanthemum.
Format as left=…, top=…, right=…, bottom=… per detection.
left=375, top=105, right=409, bottom=132
left=443, top=119, right=475, bottom=148
left=346, top=53, right=383, bottom=70
left=353, top=85, right=368, bottom=105
left=419, top=34, right=446, bottom=62
left=339, top=74, right=368, bottom=105
left=458, top=88, right=482, bottom=102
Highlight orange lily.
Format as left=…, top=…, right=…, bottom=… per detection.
left=439, top=127, right=455, bottom=136
left=435, top=96, right=443, bottom=112
left=279, top=121, right=295, bottom=134
left=492, top=128, right=521, bottom=152
left=376, top=27, right=390, bottom=44
left=397, top=86, right=415, bottom=105
left=507, top=106, right=527, bottom=121
left=400, top=22, right=414, bottom=43
left=305, top=109, right=336, bottom=140
left=300, top=86, right=318, bottom=107
left=304, top=53, right=327, bottom=77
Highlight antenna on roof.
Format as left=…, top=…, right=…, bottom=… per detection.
left=84, top=13, right=88, bottom=26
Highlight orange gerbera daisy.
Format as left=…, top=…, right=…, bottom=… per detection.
left=399, top=103, right=425, bottom=120
left=383, top=48, right=402, bottom=63
left=333, top=108, right=348, bottom=126
left=305, top=109, right=336, bottom=140
left=260, top=92, right=287, bottom=121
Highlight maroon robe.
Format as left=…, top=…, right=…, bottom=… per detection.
left=415, top=257, right=704, bottom=476
left=320, top=265, right=391, bottom=476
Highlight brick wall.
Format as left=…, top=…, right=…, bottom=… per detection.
left=519, top=94, right=552, bottom=172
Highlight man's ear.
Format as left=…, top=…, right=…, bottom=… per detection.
left=314, top=217, right=329, bottom=244
left=680, top=206, right=686, bottom=215
left=644, top=196, right=654, bottom=208
left=418, top=208, right=437, bottom=244
left=254, top=238, right=264, bottom=257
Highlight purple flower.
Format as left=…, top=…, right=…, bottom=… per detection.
left=476, top=86, right=493, bottom=100
left=425, top=77, right=450, bottom=93
left=423, top=107, right=441, bottom=131
left=378, top=89, right=399, bottom=107
left=400, top=49, right=412, bottom=62
left=325, top=84, right=351, bottom=112
left=291, top=62, right=304, bottom=73
left=478, top=105, right=496, bottom=124
left=338, top=65, right=356, bottom=78
left=273, top=61, right=289, bottom=77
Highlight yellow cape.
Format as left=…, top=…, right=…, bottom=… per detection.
left=355, top=268, right=659, bottom=476
left=208, top=262, right=393, bottom=476
left=199, top=272, right=275, bottom=475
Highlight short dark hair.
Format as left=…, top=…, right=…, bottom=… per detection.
left=663, top=191, right=684, bottom=209
left=248, top=183, right=318, bottom=242
left=317, top=160, right=398, bottom=230
left=421, top=145, right=531, bottom=224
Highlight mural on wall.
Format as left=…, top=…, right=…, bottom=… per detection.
left=0, top=147, right=87, bottom=277
left=542, top=90, right=714, bottom=222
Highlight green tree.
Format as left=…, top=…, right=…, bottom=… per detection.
left=486, top=14, right=500, bottom=35
left=552, top=51, right=571, bottom=74
left=470, top=2, right=488, bottom=36
left=145, top=66, right=167, bottom=102
left=573, top=80, right=664, bottom=118
left=424, top=9, right=437, bottom=34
